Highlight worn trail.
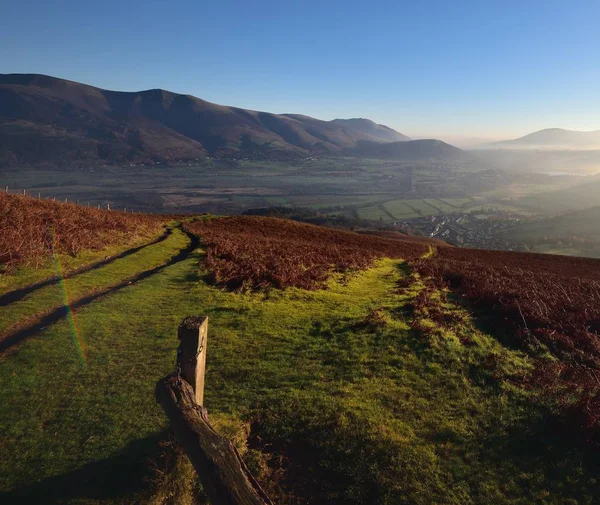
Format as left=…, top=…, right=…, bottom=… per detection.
left=0, top=228, right=172, bottom=307
left=0, top=228, right=199, bottom=354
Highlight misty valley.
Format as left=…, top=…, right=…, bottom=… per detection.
left=3, top=148, right=600, bottom=259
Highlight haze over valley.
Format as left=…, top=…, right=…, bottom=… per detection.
left=2, top=73, right=600, bottom=259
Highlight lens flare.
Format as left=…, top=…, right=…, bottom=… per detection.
left=51, top=228, right=87, bottom=365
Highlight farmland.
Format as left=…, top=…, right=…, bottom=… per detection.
left=5, top=156, right=600, bottom=257
left=0, top=157, right=578, bottom=218
left=1, top=196, right=599, bottom=504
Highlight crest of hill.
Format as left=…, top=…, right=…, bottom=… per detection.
left=0, top=73, right=411, bottom=166
left=330, top=118, right=411, bottom=142
left=477, top=128, right=600, bottom=150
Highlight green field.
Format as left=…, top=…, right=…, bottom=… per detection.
left=357, top=205, right=391, bottom=221
left=383, top=200, right=420, bottom=219
left=436, top=197, right=474, bottom=208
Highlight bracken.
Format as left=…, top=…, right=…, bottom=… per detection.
left=411, top=246, right=600, bottom=443
left=0, top=192, right=166, bottom=269
left=186, top=216, right=427, bottom=291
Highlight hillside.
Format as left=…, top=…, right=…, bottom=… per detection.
left=507, top=205, right=600, bottom=244
left=347, top=138, right=470, bottom=161
left=0, top=74, right=411, bottom=166
left=478, top=128, right=600, bottom=150
left=517, top=176, right=600, bottom=213
left=1, top=197, right=599, bottom=504
left=330, top=118, right=410, bottom=142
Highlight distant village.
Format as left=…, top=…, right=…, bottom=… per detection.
left=401, top=211, right=530, bottom=251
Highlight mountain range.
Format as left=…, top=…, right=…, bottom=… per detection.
left=0, top=73, right=466, bottom=167
left=476, top=128, right=600, bottom=150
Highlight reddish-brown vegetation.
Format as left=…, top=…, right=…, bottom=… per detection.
left=358, top=230, right=451, bottom=248
left=186, top=216, right=427, bottom=290
left=0, top=192, right=166, bottom=269
left=411, top=246, right=600, bottom=441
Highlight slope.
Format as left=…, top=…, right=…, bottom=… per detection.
left=1, top=219, right=597, bottom=504
left=347, top=138, right=471, bottom=162
left=0, top=74, right=410, bottom=166
left=1, top=204, right=599, bottom=504
left=507, top=205, right=600, bottom=243
left=330, top=118, right=410, bottom=142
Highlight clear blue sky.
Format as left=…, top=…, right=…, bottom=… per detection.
left=2, top=0, right=599, bottom=141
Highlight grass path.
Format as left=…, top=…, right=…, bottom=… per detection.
left=0, top=227, right=171, bottom=297
left=0, top=246, right=598, bottom=504
left=0, top=228, right=172, bottom=306
left=0, top=255, right=406, bottom=503
left=0, top=227, right=190, bottom=345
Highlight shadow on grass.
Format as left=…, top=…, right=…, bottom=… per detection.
left=481, top=411, right=600, bottom=498
left=0, top=431, right=167, bottom=504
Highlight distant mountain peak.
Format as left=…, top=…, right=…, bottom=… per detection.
left=477, top=127, right=600, bottom=150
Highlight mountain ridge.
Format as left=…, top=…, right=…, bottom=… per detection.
left=0, top=73, right=419, bottom=166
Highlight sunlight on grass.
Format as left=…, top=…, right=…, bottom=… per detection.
left=0, top=252, right=598, bottom=504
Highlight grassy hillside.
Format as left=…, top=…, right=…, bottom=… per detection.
left=507, top=206, right=600, bottom=242
left=0, top=199, right=599, bottom=504
left=516, top=176, right=600, bottom=213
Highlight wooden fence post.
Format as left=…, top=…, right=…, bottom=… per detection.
left=177, top=316, right=208, bottom=405
left=156, top=316, right=274, bottom=505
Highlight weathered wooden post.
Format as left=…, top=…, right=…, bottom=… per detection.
left=155, top=316, right=273, bottom=505
left=177, top=316, right=208, bottom=405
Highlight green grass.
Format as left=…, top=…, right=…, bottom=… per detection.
left=264, top=196, right=289, bottom=205
left=0, top=228, right=189, bottom=335
left=382, top=200, right=420, bottom=219
left=1, top=243, right=598, bottom=504
left=357, top=205, right=392, bottom=221
left=0, top=229, right=167, bottom=296
left=436, top=197, right=474, bottom=208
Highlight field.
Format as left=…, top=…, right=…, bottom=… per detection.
left=0, top=157, right=572, bottom=219
left=1, top=196, right=600, bottom=504
left=358, top=199, right=461, bottom=222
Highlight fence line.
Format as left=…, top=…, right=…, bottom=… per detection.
left=2, top=186, right=136, bottom=213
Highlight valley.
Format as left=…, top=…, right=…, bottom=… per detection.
left=3, top=153, right=599, bottom=256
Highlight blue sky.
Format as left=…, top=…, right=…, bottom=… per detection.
left=2, top=0, right=599, bottom=141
